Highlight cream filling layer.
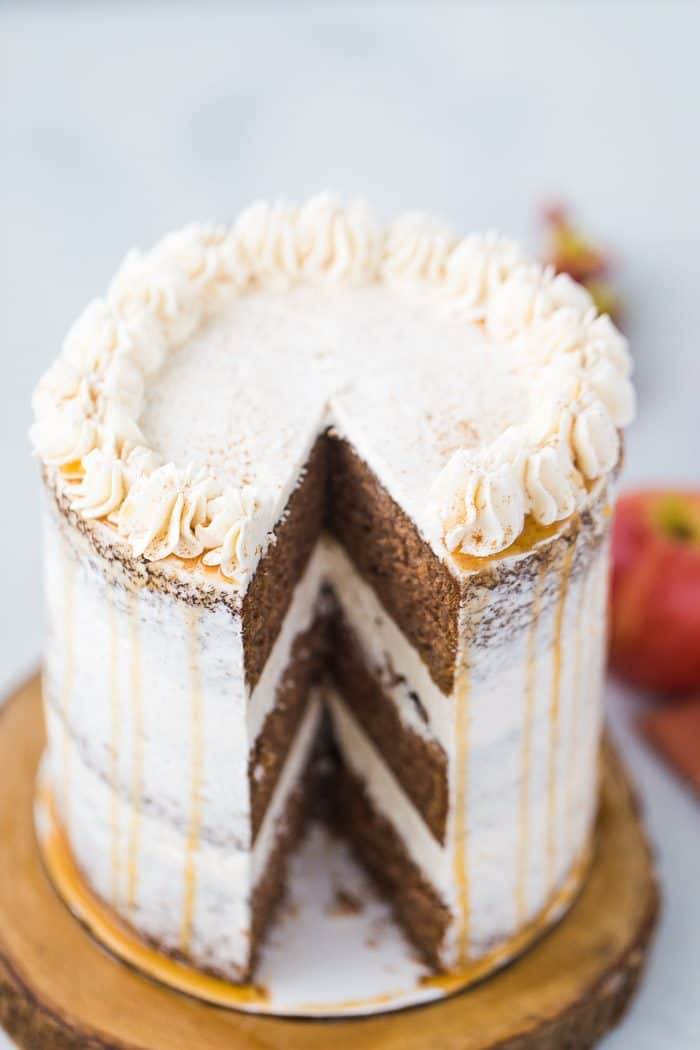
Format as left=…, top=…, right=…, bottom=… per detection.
left=322, top=538, right=452, bottom=750
left=247, top=543, right=327, bottom=745
left=326, top=690, right=454, bottom=912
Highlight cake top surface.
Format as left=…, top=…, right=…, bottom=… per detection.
left=31, top=195, right=635, bottom=588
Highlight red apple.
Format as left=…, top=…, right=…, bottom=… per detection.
left=542, top=202, right=611, bottom=283
left=610, top=490, right=700, bottom=694
left=540, top=202, right=624, bottom=325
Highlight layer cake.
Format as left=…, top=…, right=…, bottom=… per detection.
left=31, top=196, right=635, bottom=982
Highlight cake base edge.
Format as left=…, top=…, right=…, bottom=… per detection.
left=0, top=674, right=659, bottom=1046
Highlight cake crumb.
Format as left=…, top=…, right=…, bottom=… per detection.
left=328, top=887, right=363, bottom=917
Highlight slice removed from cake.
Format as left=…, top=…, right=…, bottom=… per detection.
left=32, top=195, right=634, bottom=981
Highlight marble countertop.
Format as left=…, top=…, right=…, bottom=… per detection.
left=1, top=2, right=698, bottom=1046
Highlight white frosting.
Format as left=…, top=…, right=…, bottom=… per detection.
left=118, top=465, right=213, bottom=561
left=41, top=503, right=325, bottom=979
left=32, top=195, right=634, bottom=574
left=571, top=400, right=621, bottom=479
left=431, top=445, right=527, bottom=557
left=525, top=429, right=581, bottom=528
left=71, top=448, right=127, bottom=519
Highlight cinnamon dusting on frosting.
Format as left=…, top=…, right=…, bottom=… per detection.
left=31, top=194, right=635, bottom=578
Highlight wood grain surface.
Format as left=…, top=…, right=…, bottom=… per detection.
left=0, top=675, right=659, bottom=1050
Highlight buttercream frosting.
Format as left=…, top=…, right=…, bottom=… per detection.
left=31, top=195, right=635, bottom=574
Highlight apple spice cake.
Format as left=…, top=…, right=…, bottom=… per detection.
left=31, top=195, right=635, bottom=982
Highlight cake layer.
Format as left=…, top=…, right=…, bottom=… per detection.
left=242, top=435, right=327, bottom=691
left=250, top=695, right=322, bottom=890
left=248, top=760, right=316, bottom=976
left=249, top=615, right=326, bottom=840
left=246, top=541, right=327, bottom=745
left=327, top=435, right=460, bottom=694
left=246, top=542, right=329, bottom=840
left=331, top=760, right=451, bottom=971
left=323, top=538, right=453, bottom=750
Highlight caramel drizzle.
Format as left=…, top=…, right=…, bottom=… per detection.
left=589, top=555, right=609, bottom=802
left=563, top=563, right=591, bottom=861
left=423, top=836, right=592, bottom=997
left=453, top=661, right=471, bottom=963
left=546, top=541, right=577, bottom=893
left=108, top=593, right=122, bottom=908
left=515, top=561, right=548, bottom=925
left=37, top=785, right=590, bottom=1015
left=39, top=793, right=268, bottom=1008
left=453, top=591, right=490, bottom=964
left=181, top=608, right=204, bottom=954
left=450, top=513, right=575, bottom=575
left=126, top=592, right=143, bottom=916
left=61, top=555, right=75, bottom=819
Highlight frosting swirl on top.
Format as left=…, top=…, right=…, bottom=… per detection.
left=31, top=194, right=635, bottom=577
left=118, top=464, right=215, bottom=562
left=433, top=446, right=527, bottom=559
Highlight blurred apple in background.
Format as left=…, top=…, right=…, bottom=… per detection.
left=541, top=202, right=624, bottom=325
left=610, top=490, right=700, bottom=694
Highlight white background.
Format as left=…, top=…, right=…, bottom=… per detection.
left=1, top=2, right=699, bottom=1046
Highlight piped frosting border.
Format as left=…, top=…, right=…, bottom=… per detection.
left=31, top=194, right=634, bottom=582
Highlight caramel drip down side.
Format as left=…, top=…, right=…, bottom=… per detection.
left=546, top=542, right=577, bottom=894
left=453, top=593, right=490, bottom=964
left=108, top=593, right=122, bottom=909
left=126, top=592, right=144, bottom=918
left=181, top=608, right=204, bottom=954
left=36, top=784, right=592, bottom=1015
left=564, top=563, right=591, bottom=861
left=38, top=793, right=269, bottom=1008
left=60, top=554, right=75, bottom=823
left=515, top=561, right=549, bottom=926
left=453, top=664, right=471, bottom=963
left=422, top=836, right=593, bottom=997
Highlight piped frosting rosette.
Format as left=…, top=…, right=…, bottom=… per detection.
left=430, top=304, right=634, bottom=558
left=31, top=195, right=635, bottom=579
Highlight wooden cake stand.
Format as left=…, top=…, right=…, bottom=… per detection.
left=0, top=675, right=659, bottom=1050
